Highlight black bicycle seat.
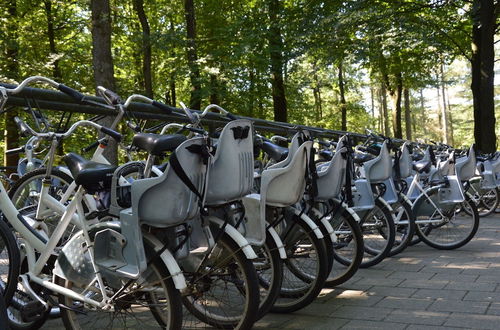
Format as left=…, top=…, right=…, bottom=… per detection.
left=132, top=133, right=186, bottom=156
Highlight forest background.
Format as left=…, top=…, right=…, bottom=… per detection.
left=0, top=0, right=498, bottom=167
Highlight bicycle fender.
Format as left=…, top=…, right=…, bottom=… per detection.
left=208, top=216, right=258, bottom=260
left=266, top=225, right=286, bottom=259
left=142, top=233, right=187, bottom=291
left=309, top=207, right=336, bottom=243
left=376, top=197, right=394, bottom=213
left=292, top=208, right=324, bottom=239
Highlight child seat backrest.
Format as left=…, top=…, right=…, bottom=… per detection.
left=455, top=145, right=476, bottom=182
left=398, top=142, right=412, bottom=178
left=205, top=119, right=254, bottom=205
left=316, top=135, right=347, bottom=201
left=267, top=131, right=308, bottom=170
left=132, top=137, right=206, bottom=227
left=363, top=140, right=392, bottom=183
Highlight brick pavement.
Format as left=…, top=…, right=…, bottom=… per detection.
left=254, top=213, right=500, bottom=329
left=40, top=213, right=500, bottom=329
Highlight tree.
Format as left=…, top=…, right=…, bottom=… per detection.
left=133, top=0, right=153, bottom=98
left=90, top=0, right=117, bottom=164
left=184, top=0, right=202, bottom=110
left=267, top=0, right=287, bottom=122
left=471, top=0, right=498, bottom=153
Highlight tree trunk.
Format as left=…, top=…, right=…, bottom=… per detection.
left=338, top=62, right=347, bottom=131
left=389, top=71, right=403, bottom=139
left=248, top=69, right=255, bottom=117
left=471, top=0, right=497, bottom=153
left=380, top=84, right=390, bottom=137
left=440, top=61, right=450, bottom=144
left=404, top=87, right=411, bottom=140
left=91, top=0, right=117, bottom=165
left=267, top=0, right=287, bottom=122
left=133, top=0, right=153, bottom=98
left=370, top=85, right=375, bottom=129
left=4, top=0, right=20, bottom=173
left=209, top=74, right=219, bottom=105
left=184, top=0, right=202, bottom=110
left=44, top=0, right=61, bottom=80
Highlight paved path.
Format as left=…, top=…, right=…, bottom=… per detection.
left=41, top=213, right=500, bottom=329
left=254, top=213, right=500, bottom=329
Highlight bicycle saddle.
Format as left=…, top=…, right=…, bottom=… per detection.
left=353, top=152, right=375, bottom=164
left=261, top=140, right=289, bottom=162
left=412, top=160, right=431, bottom=174
left=63, top=152, right=117, bottom=193
left=131, top=133, right=186, bottom=156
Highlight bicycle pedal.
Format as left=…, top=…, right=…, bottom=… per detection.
left=20, top=300, right=47, bottom=322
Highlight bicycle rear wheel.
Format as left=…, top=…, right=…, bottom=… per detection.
left=388, top=194, right=415, bottom=257
left=271, top=215, right=330, bottom=313
left=413, top=189, right=479, bottom=250
left=182, top=232, right=259, bottom=329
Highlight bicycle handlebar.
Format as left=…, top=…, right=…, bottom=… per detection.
left=13, top=117, right=122, bottom=142
left=97, top=86, right=122, bottom=105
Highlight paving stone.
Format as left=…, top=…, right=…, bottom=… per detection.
left=429, top=299, right=490, bottom=314
left=431, top=273, right=478, bottom=282
left=327, top=291, right=385, bottom=307
left=378, top=262, right=425, bottom=272
left=463, top=290, right=500, bottom=302
left=476, top=275, right=500, bottom=283
left=398, top=279, right=450, bottom=289
left=294, top=302, right=339, bottom=317
left=354, top=269, right=393, bottom=278
left=256, top=313, right=297, bottom=328
left=332, top=306, right=392, bottom=321
left=387, top=271, right=435, bottom=280
left=375, top=296, right=433, bottom=310
left=280, top=315, right=349, bottom=329
left=341, top=319, right=407, bottom=329
left=385, top=309, right=450, bottom=326
left=420, top=265, right=463, bottom=274
left=486, top=302, right=500, bottom=316
left=411, top=288, right=467, bottom=300
left=406, top=325, right=471, bottom=330
left=445, top=281, right=496, bottom=292
left=444, top=313, right=500, bottom=329
left=366, top=285, right=417, bottom=298
left=351, top=277, right=404, bottom=287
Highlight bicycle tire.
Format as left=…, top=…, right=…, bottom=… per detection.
left=413, top=188, right=480, bottom=250
left=387, top=194, right=416, bottom=257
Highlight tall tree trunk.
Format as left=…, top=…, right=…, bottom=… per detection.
left=389, top=71, right=403, bottom=139
left=184, top=0, right=202, bottom=110
left=440, top=61, right=450, bottom=144
left=44, top=0, right=61, bottom=80
left=4, top=0, right=19, bottom=174
left=165, top=19, right=176, bottom=106
left=267, top=0, right=287, bottom=122
left=446, top=90, right=454, bottom=146
left=404, top=87, right=411, bottom=140
left=380, top=84, right=390, bottom=137
left=370, top=85, right=375, bottom=129
left=133, top=0, right=153, bottom=98
left=209, top=74, right=219, bottom=105
left=338, top=62, right=347, bottom=131
left=248, top=69, right=255, bottom=117
left=471, top=0, right=497, bottom=153
left=91, top=0, right=117, bottom=165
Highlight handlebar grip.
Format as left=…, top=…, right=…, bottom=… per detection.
left=126, top=121, right=141, bottom=133
left=14, top=117, right=31, bottom=137
left=5, top=146, right=25, bottom=155
left=226, top=113, right=238, bottom=120
left=82, top=141, right=100, bottom=153
left=58, top=84, right=85, bottom=102
left=100, top=126, right=122, bottom=143
left=188, top=127, right=206, bottom=135
left=102, top=88, right=122, bottom=105
left=151, top=101, right=172, bottom=114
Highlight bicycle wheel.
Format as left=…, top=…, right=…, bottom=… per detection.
left=463, top=179, right=499, bottom=217
left=8, top=168, right=77, bottom=246
left=59, top=243, right=183, bottom=329
left=271, top=215, right=329, bottom=313
left=310, top=204, right=363, bottom=287
left=254, top=230, right=283, bottom=320
left=357, top=198, right=395, bottom=268
left=0, top=218, right=20, bottom=304
left=387, top=194, right=416, bottom=257
left=182, top=232, right=259, bottom=329
left=413, top=188, right=480, bottom=250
